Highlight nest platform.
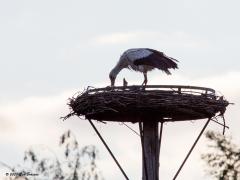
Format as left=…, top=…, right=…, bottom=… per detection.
left=65, top=85, right=229, bottom=123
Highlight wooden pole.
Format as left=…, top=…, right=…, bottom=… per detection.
left=142, top=120, right=159, bottom=180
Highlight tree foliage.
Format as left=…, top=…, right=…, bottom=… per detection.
left=202, top=131, right=240, bottom=180
left=1, top=130, right=104, bottom=180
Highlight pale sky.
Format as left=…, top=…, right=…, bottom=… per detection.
left=0, top=0, right=240, bottom=179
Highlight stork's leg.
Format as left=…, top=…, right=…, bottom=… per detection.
left=142, top=73, right=148, bottom=86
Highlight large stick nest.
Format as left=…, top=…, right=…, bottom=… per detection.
left=64, top=85, right=229, bottom=123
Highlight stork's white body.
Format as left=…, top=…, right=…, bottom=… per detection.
left=109, top=48, right=178, bottom=86
left=118, top=48, right=155, bottom=73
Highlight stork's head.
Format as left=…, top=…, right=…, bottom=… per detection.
left=109, top=70, right=116, bottom=86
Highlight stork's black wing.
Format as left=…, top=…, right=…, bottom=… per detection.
left=133, top=49, right=179, bottom=75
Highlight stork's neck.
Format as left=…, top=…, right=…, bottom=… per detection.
left=110, top=64, right=123, bottom=78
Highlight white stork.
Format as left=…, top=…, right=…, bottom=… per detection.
left=109, top=48, right=179, bottom=86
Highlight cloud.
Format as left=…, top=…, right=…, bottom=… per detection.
left=92, top=32, right=141, bottom=45
left=0, top=89, right=76, bottom=147
left=91, top=31, right=210, bottom=50
left=0, top=115, right=14, bottom=133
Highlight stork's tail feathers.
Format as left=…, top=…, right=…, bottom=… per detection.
left=153, top=53, right=179, bottom=75
left=162, top=54, right=179, bottom=69
left=146, top=49, right=179, bottom=73
left=166, top=55, right=179, bottom=63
